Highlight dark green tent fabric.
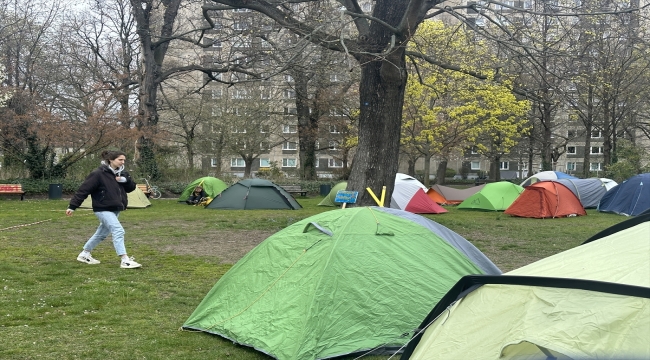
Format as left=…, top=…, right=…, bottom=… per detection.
left=183, top=207, right=499, bottom=360
left=205, top=179, right=301, bottom=210
left=317, top=181, right=347, bottom=206
left=178, top=177, right=228, bottom=201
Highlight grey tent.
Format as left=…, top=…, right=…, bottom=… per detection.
left=205, top=179, right=302, bottom=210
left=427, top=185, right=484, bottom=205
left=551, top=178, right=610, bottom=208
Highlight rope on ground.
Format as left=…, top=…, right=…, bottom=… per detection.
left=0, top=219, right=53, bottom=232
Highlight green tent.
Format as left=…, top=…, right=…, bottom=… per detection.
left=178, top=177, right=228, bottom=202
left=183, top=207, right=500, bottom=360
left=402, top=212, right=650, bottom=360
left=317, top=181, right=347, bottom=206
left=79, top=186, right=151, bottom=209
left=205, top=179, right=301, bottom=210
left=457, top=181, right=524, bottom=211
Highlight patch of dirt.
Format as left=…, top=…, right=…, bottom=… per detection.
left=159, top=230, right=275, bottom=263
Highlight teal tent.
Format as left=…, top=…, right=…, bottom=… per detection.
left=178, top=176, right=228, bottom=202
left=458, top=181, right=524, bottom=211
left=183, top=207, right=500, bottom=360
left=317, top=181, right=347, bottom=206
left=205, top=179, right=301, bottom=210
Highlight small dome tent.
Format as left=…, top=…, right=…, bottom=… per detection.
left=183, top=207, right=500, bottom=360
left=391, top=173, right=446, bottom=214
left=317, top=181, right=347, bottom=206
left=205, top=179, right=301, bottom=210
left=521, top=170, right=577, bottom=187
left=505, top=181, right=587, bottom=218
left=401, top=212, right=650, bottom=360
left=457, top=182, right=524, bottom=211
left=552, top=178, right=609, bottom=208
left=178, top=176, right=228, bottom=202
left=79, top=186, right=151, bottom=209
left=598, top=173, right=650, bottom=216
left=427, top=184, right=484, bottom=205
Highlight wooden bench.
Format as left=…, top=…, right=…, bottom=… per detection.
left=0, top=184, right=25, bottom=201
left=281, top=185, right=307, bottom=197
left=137, top=184, right=152, bottom=197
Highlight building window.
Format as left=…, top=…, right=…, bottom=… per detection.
left=212, top=40, right=222, bottom=48
left=260, top=158, right=270, bottom=167
left=282, top=141, right=297, bottom=150
left=283, top=89, right=296, bottom=99
left=283, top=125, right=297, bottom=133
left=260, top=88, right=271, bottom=99
left=590, top=146, right=603, bottom=154
left=233, top=21, right=249, bottom=30
left=260, top=125, right=269, bottom=133
left=260, top=141, right=270, bottom=150
left=212, top=72, right=222, bottom=80
left=567, top=130, right=576, bottom=138
left=330, top=74, right=340, bottom=82
left=211, top=158, right=219, bottom=167
left=329, top=158, right=343, bottom=168
left=284, top=74, right=293, bottom=82
left=231, top=127, right=246, bottom=133
left=566, top=162, right=576, bottom=171
left=567, top=146, right=576, bottom=154
left=329, top=141, right=339, bottom=150
left=282, top=158, right=297, bottom=167
left=362, top=3, right=372, bottom=12
left=233, top=7, right=251, bottom=12
left=591, top=130, right=602, bottom=138
left=590, top=163, right=602, bottom=171
left=231, top=158, right=245, bottom=167
left=329, top=125, right=339, bottom=133
left=211, top=88, right=222, bottom=99
left=471, top=161, right=480, bottom=170
left=470, top=146, right=479, bottom=155
left=284, top=107, right=297, bottom=115
left=211, top=107, right=222, bottom=117
left=499, top=161, right=509, bottom=170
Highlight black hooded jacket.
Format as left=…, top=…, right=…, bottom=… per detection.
left=68, top=165, right=136, bottom=212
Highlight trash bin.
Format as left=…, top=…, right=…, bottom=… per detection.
left=48, top=183, right=63, bottom=200
left=319, top=184, right=332, bottom=196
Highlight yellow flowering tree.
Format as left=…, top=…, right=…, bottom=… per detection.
left=402, top=21, right=530, bottom=184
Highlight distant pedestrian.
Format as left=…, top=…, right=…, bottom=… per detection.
left=66, top=150, right=141, bottom=269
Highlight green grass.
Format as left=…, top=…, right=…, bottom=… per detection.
left=0, top=197, right=627, bottom=359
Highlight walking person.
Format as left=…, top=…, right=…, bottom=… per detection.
left=66, top=150, right=142, bottom=269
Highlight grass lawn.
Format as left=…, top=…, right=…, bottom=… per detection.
left=0, top=196, right=627, bottom=359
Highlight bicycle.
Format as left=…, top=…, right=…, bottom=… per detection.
left=141, top=177, right=162, bottom=199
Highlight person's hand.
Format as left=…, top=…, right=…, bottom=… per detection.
left=65, top=209, right=74, bottom=216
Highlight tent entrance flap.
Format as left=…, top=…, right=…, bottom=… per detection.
left=303, top=222, right=333, bottom=236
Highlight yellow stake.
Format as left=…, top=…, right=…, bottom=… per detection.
left=379, top=186, right=386, bottom=207
left=366, top=187, right=385, bottom=207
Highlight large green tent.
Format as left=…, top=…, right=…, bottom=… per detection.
left=402, top=213, right=650, bottom=360
left=178, top=176, right=228, bottom=202
left=79, top=186, right=151, bottom=209
left=183, top=207, right=500, bottom=360
left=317, top=181, right=347, bottom=206
left=205, top=179, right=301, bottom=210
left=457, top=181, right=524, bottom=211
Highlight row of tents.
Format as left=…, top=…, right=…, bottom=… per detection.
left=319, top=172, right=650, bottom=218
left=182, top=207, right=650, bottom=360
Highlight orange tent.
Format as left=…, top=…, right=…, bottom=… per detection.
left=505, top=181, right=587, bottom=218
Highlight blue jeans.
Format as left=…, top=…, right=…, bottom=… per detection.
left=83, top=211, right=126, bottom=256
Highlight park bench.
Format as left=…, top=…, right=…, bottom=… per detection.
left=281, top=185, right=307, bottom=197
left=137, top=184, right=152, bottom=197
left=0, top=184, right=26, bottom=201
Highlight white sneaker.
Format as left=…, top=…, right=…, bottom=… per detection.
left=120, top=257, right=142, bottom=269
left=77, top=252, right=100, bottom=265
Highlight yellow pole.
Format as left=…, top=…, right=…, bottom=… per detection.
left=379, top=186, right=386, bottom=207
left=366, top=187, right=383, bottom=207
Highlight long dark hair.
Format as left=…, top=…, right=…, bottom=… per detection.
left=101, top=150, right=126, bottom=162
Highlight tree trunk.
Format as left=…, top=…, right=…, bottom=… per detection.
left=490, top=156, right=501, bottom=181
left=295, top=72, right=318, bottom=180
left=436, top=159, right=447, bottom=185
left=422, top=154, right=432, bottom=187
left=348, top=53, right=406, bottom=206
left=407, top=158, right=416, bottom=177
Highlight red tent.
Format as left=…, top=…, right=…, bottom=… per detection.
left=404, top=189, right=448, bottom=214
left=505, top=181, right=586, bottom=218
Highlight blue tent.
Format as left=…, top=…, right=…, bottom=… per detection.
left=597, top=173, right=650, bottom=216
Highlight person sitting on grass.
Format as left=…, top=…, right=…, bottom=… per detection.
left=186, top=186, right=207, bottom=205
